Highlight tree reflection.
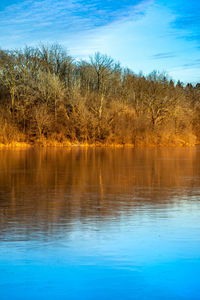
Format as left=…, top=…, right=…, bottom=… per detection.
left=0, top=147, right=200, bottom=239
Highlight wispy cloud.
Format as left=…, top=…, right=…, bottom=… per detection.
left=0, top=0, right=150, bottom=48
left=182, top=59, right=200, bottom=68
left=0, top=0, right=145, bottom=31
left=151, top=52, right=177, bottom=59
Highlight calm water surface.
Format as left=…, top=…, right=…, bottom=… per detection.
left=0, top=147, right=200, bottom=299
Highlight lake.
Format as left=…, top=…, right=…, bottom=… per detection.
left=0, top=147, right=200, bottom=299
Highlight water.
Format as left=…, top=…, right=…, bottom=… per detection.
left=0, top=147, right=200, bottom=299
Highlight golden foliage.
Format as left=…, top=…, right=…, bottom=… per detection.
left=0, top=45, right=199, bottom=146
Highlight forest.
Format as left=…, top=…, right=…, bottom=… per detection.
left=0, top=44, right=200, bottom=147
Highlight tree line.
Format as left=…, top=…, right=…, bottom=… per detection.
left=0, top=44, right=200, bottom=146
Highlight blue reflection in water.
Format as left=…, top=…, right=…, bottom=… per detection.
left=0, top=148, right=200, bottom=299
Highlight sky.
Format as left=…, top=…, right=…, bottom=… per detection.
left=0, top=0, right=200, bottom=83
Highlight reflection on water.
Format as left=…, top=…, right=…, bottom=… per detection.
left=0, top=148, right=200, bottom=299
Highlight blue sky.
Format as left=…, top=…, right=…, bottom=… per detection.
left=0, top=0, right=200, bottom=83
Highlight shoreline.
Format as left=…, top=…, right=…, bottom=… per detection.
left=0, top=140, right=198, bottom=149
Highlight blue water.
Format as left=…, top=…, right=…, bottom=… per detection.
left=0, top=148, right=200, bottom=299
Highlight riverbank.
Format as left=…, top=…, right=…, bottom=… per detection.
left=0, top=139, right=197, bottom=149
